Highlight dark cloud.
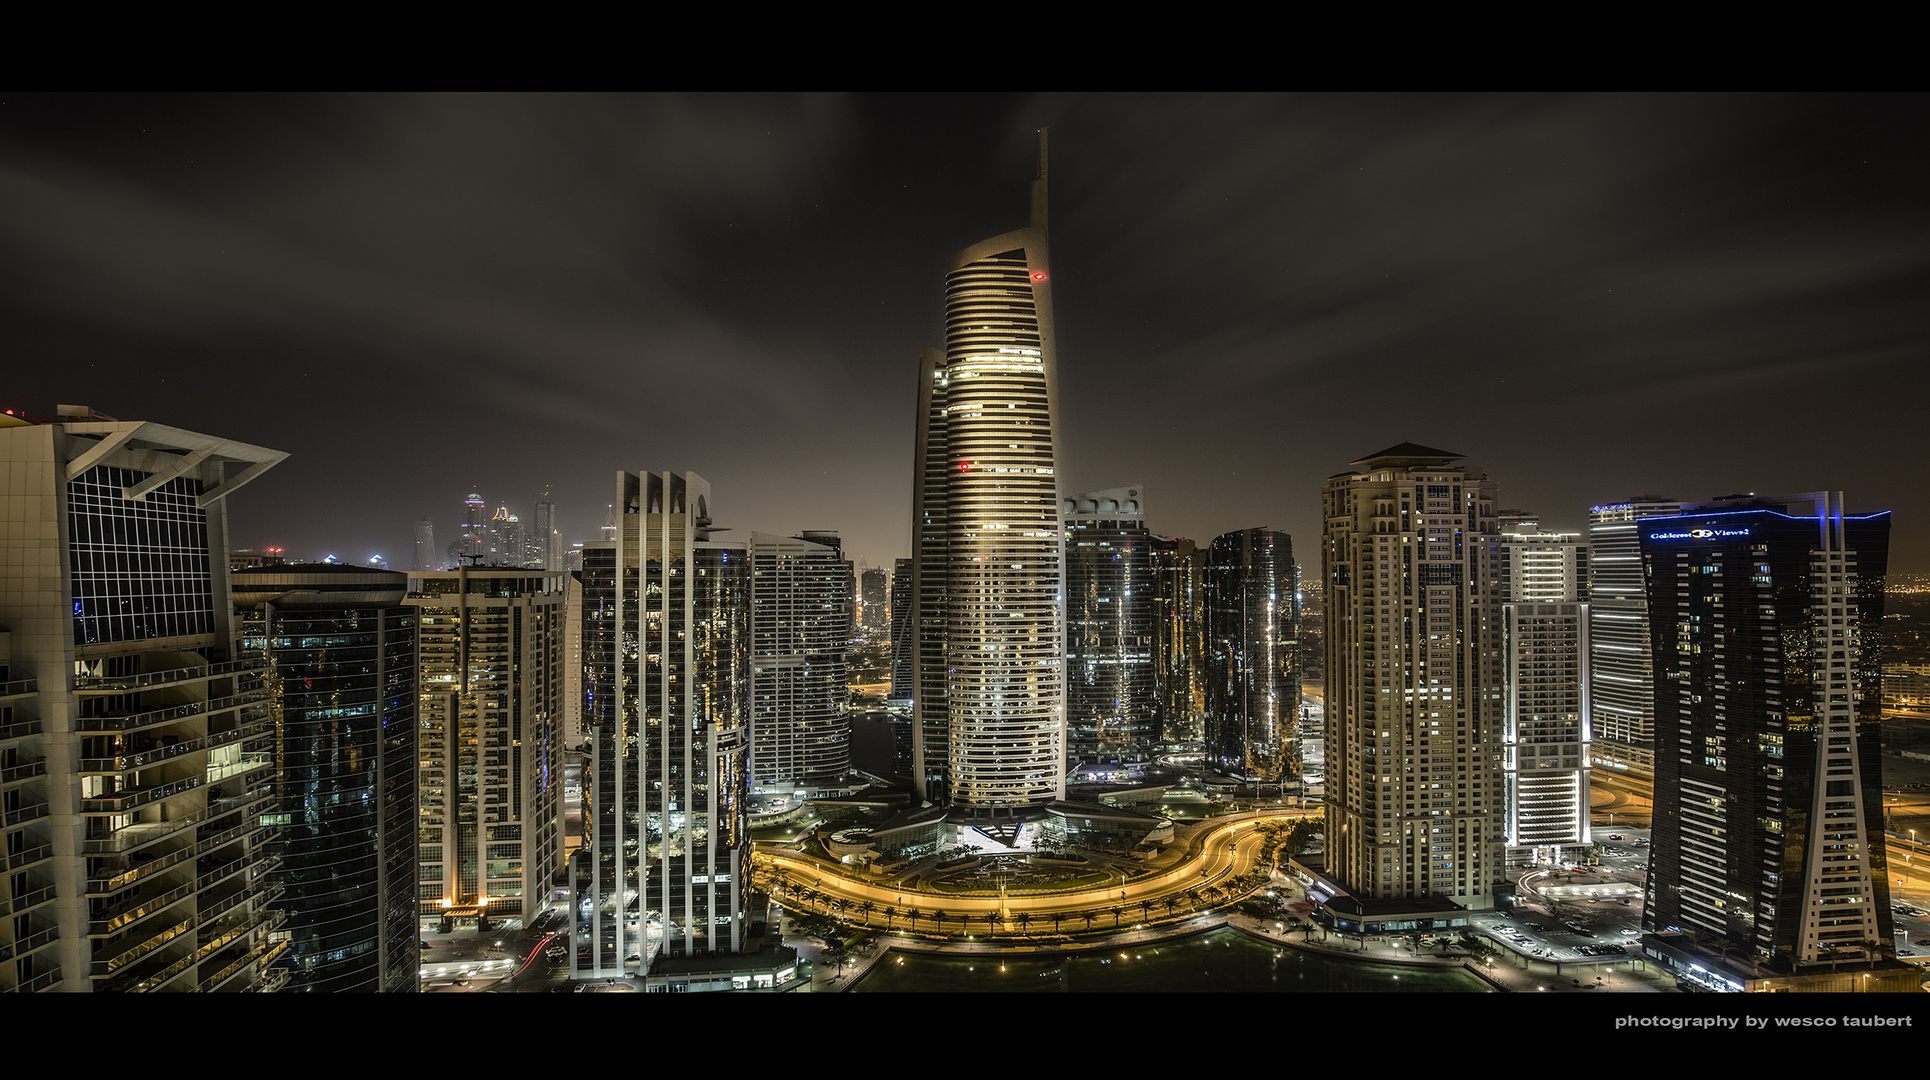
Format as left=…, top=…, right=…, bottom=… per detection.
left=2, top=93, right=1926, bottom=571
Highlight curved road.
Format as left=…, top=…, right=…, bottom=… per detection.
left=757, top=811, right=1311, bottom=936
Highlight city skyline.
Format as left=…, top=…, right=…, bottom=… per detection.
left=4, top=93, right=1928, bottom=573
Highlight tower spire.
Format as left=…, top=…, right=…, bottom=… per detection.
left=1030, top=127, right=1049, bottom=230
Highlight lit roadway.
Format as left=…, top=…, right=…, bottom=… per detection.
left=1588, top=770, right=1653, bottom=830
left=755, top=810, right=1312, bottom=936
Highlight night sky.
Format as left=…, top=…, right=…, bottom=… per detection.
left=5, top=93, right=1927, bottom=572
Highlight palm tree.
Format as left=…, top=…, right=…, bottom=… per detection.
left=883, top=906, right=898, bottom=930
left=860, top=900, right=876, bottom=927
left=1015, top=911, right=1033, bottom=936
left=1050, top=912, right=1065, bottom=936
left=1110, top=905, right=1125, bottom=929
left=1082, top=911, right=1096, bottom=931
left=906, top=908, right=922, bottom=936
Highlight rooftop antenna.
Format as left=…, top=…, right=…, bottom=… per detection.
left=1030, top=127, right=1049, bottom=230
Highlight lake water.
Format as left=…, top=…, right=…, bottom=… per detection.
left=850, top=927, right=1493, bottom=993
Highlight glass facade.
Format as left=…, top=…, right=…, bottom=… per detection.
left=68, top=465, right=215, bottom=645
left=237, top=576, right=418, bottom=993
left=1064, top=490, right=1155, bottom=763
left=1640, top=496, right=1892, bottom=969
left=1204, top=529, right=1300, bottom=784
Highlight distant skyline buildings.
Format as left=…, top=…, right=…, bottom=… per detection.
left=420, top=487, right=569, bottom=571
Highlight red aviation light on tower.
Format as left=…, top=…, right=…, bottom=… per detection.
left=1032, top=272, right=1045, bottom=281
left=959, top=461, right=973, bottom=471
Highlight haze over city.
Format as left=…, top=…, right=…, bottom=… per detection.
left=4, top=92, right=1927, bottom=570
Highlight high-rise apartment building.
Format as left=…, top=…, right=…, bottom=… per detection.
left=1501, top=602, right=1590, bottom=863
left=888, top=557, right=913, bottom=711
left=234, top=565, right=418, bottom=992
left=0, top=407, right=290, bottom=992
left=1064, top=488, right=1155, bottom=764
left=1496, top=524, right=1591, bottom=863
left=1320, top=443, right=1502, bottom=918
left=1639, top=493, right=1903, bottom=988
left=1497, top=526, right=1589, bottom=604
left=578, top=472, right=750, bottom=977
left=1204, top=528, right=1300, bottom=786
left=748, top=531, right=852, bottom=788
left=908, top=134, right=1065, bottom=812
left=408, top=566, right=564, bottom=933
left=1151, top=536, right=1208, bottom=745
left=1587, top=498, right=1681, bottom=772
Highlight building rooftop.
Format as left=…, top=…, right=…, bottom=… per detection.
left=1349, top=442, right=1465, bottom=469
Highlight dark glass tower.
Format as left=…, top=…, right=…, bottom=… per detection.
left=1205, top=529, right=1300, bottom=785
left=234, top=565, right=418, bottom=993
left=1640, top=493, right=1893, bottom=973
left=1152, top=536, right=1208, bottom=745
left=1064, top=487, right=1155, bottom=764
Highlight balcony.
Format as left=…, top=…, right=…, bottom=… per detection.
left=0, top=716, right=43, bottom=744
left=1, top=756, right=46, bottom=786
left=16, top=967, right=61, bottom=993
left=96, top=916, right=192, bottom=976
left=199, top=934, right=289, bottom=992
left=82, top=786, right=272, bottom=855
left=0, top=677, right=36, bottom=701
left=3, top=797, right=49, bottom=827
left=4, top=840, right=54, bottom=873
left=82, top=775, right=203, bottom=816
left=72, top=658, right=263, bottom=694
left=79, top=737, right=204, bottom=775
left=3, top=882, right=57, bottom=917
left=11, top=924, right=60, bottom=960
left=74, top=688, right=268, bottom=737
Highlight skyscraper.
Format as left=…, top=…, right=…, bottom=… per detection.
left=578, top=472, right=750, bottom=976
left=0, top=407, right=289, bottom=992
left=413, top=516, right=436, bottom=572
left=888, top=557, right=913, bottom=711
left=532, top=488, right=561, bottom=570
left=1587, top=498, right=1681, bottom=772
left=909, top=132, right=1065, bottom=813
left=1496, top=523, right=1591, bottom=864
left=858, top=566, right=890, bottom=636
left=1064, top=487, right=1155, bottom=765
left=446, top=491, right=489, bottom=567
left=1204, top=528, right=1301, bottom=787
left=1640, top=493, right=1906, bottom=989
left=408, top=566, right=564, bottom=934
left=1320, top=443, right=1503, bottom=919
left=234, top=565, right=418, bottom=992
left=748, top=531, right=852, bottom=788
left=1151, top=536, right=1208, bottom=744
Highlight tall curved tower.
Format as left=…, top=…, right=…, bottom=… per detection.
left=911, top=132, right=1066, bottom=810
